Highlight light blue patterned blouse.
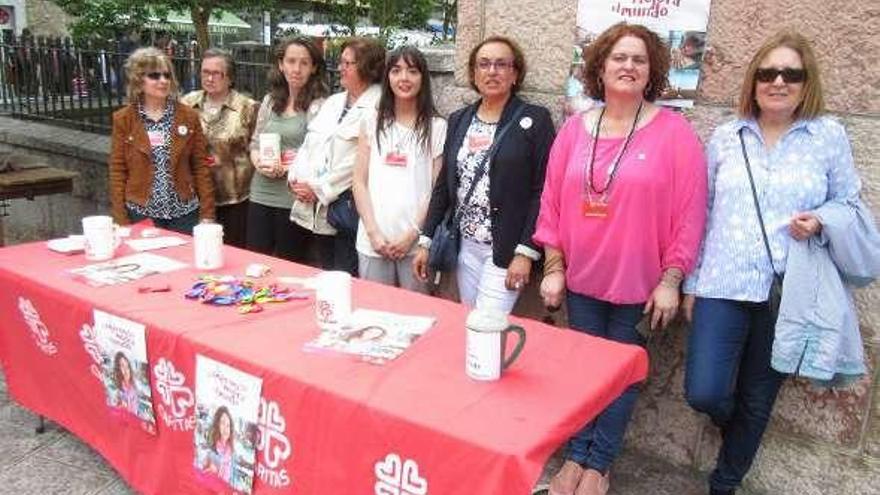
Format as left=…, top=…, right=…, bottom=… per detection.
left=683, top=116, right=861, bottom=302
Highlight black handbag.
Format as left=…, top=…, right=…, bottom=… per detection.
left=327, top=189, right=359, bottom=238
left=739, top=129, right=783, bottom=321
left=427, top=104, right=526, bottom=278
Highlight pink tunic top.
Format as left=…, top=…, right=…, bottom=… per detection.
left=533, top=108, right=707, bottom=304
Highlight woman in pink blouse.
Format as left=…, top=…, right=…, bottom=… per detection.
left=535, top=23, right=707, bottom=495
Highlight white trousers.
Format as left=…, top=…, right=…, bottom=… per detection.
left=456, top=237, right=519, bottom=314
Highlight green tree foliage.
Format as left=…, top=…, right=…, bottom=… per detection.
left=324, top=0, right=435, bottom=36
left=53, top=1, right=275, bottom=49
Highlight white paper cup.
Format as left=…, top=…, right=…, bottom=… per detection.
left=314, top=271, right=352, bottom=331
left=193, top=223, right=224, bottom=270
left=82, top=215, right=118, bottom=261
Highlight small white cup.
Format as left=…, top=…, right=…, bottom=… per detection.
left=259, top=133, right=281, bottom=167
left=314, top=271, right=352, bottom=331
left=193, top=222, right=224, bottom=270
left=82, top=215, right=119, bottom=261
left=465, top=308, right=527, bottom=381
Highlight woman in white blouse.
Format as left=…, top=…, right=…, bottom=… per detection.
left=682, top=31, right=863, bottom=495
left=352, top=46, right=446, bottom=292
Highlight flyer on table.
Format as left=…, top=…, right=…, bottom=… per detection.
left=93, top=309, right=158, bottom=434
left=194, top=355, right=263, bottom=494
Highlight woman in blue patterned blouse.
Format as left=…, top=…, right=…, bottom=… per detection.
left=682, top=32, right=863, bottom=495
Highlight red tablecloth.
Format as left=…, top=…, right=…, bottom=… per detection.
left=0, top=236, right=648, bottom=495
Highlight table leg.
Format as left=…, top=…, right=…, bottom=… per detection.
left=35, top=415, right=46, bottom=434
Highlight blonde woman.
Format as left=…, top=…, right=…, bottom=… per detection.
left=109, top=47, right=214, bottom=233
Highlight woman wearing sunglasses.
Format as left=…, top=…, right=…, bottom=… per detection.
left=682, top=32, right=864, bottom=495
left=109, top=47, right=214, bottom=233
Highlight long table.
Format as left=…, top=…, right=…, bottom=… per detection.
left=0, top=234, right=648, bottom=494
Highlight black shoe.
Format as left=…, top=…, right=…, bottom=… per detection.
left=710, top=488, right=735, bottom=495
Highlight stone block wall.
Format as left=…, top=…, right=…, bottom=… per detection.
left=447, top=1, right=880, bottom=494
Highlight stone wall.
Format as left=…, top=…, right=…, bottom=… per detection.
left=448, top=1, right=880, bottom=494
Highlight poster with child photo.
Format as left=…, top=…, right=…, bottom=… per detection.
left=193, top=355, right=263, bottom=494
left=94, top=309, right=157, bottom=434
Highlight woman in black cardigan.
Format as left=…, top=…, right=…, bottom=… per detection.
left=413, top=35, right=555, bottom=313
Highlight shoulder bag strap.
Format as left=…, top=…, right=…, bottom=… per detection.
left=453, top=103, right=527, bottom=223
left=738, top=127, right=778, bottom=276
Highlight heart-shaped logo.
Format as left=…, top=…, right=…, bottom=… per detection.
left=374, top=453, right=428, bottom=495
left=153, top=358, right=194, bottom=419
left=258, top=398, right=292, bottom=469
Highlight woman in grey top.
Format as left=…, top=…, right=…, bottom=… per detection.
left=248, top=37, right=328, bottom=261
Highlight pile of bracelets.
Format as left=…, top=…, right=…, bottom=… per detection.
left=185, top=275, right=308, bottom=314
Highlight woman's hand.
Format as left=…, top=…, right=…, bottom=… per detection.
left=290, top=181, right=317, bottom=203
left=540, top=271, right=566, bottom=309
left=505, top=255, right=532, bottom=291
left=789, top=212, right=822, bottom=241
left=681, top=294, right=696, bottom=324
left=367, top=228, right=390, bottom=257
left=386, top=229, right=418, bottom=260
left=412, top=246, right=430, bottom=282
left=644, top=284, right=680, bottom=330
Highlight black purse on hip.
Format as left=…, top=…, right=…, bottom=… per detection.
left=327, top=189, right=359, bottom=238
left=739, top=128, right=784, bottom=320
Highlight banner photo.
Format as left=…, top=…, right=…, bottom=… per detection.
left=194, top=355, right=263, bottom=494
left=568, top=0, right=712, bottom=112
left=93, top=309, right=158, bottom=434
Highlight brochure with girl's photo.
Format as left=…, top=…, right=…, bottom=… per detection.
left=93, top=309, right=157, bottom=434
left=193, top=355, right=263, bottom=494
left=305, top=309, right=435, bottom=364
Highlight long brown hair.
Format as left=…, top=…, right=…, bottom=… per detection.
left=738, top=31, right=825, bottom=120
left=268, top=37, right=329, bottom=114
left=208, top=406, right=234, bottom=451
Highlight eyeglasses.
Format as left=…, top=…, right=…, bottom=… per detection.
left=200, top=69, right=225, bottom=80
left=339, top=59, right=358, bottom=69
left=476, top=58, right=514, bottom=72
left=755, top=67, right=806, bottom=84
left=145, top=71, right=172, bottom=81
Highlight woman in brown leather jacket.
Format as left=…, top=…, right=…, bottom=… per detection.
left=109, top=47, right=214, bottom=234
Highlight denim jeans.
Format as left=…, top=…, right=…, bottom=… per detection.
left=127, top=208, right=199, bottom=235
left=565, top=291, right=645, bottom=473
left=685, top=297, right=786, bottom=492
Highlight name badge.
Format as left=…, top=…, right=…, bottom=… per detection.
left=204, top=155, right=217, bottom=167
left=582, top=199, right=610, bottom=218
left=147, top=130, right=164, bottom=147
left=468, top=134, right=493, bottom=153
left=384, top=151, right=408, bottom=167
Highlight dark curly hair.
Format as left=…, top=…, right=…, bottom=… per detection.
left=467, top=35, right=527, bottom=94
left=268, top=37, right=329, bottom=114
left=582, top=22, right=669, bottom=102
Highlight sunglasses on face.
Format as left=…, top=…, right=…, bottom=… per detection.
left=145, top=71, right=172, bottom=81
left=755, top=67, right=806, bottom=84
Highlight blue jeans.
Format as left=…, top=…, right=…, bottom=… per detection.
left=127, top=208, right=199, bottom=235
left=685, top=297, right=786, bottom=491
left=565, top=292, right=645, bottom=473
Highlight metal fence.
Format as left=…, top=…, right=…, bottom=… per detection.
left=0, top=35, right=340, bottom=134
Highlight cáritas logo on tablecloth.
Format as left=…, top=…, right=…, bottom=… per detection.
left=18, top=297, right=58, bottom=355
left=153, top=358, right=196, bottom=431
left=79, top=323, right=104, bottom=380
left=256, top=398, right=292, bottom=488
left=374, top=453, right=428, bottom=495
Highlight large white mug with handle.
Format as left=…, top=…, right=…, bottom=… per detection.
left=82, top=215, right=120, bottom=261
left=465, top=308, right=526, bottom=381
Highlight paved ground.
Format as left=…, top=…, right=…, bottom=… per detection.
left=1, top=368, right=733, bottom=495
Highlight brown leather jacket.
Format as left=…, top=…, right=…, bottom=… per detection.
left=108, top=103, right=215, bottom=225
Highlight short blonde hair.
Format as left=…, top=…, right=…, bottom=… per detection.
left=738, top=31, right=825, bottom=120
left=124, top=47, right=179, bottom=104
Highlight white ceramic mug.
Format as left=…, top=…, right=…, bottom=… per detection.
left=314, top=271, right=352, bottom=331
left=193, top=222, right=224, bottom=270
left=82, top=215, right=120, bottom=261
left=259, top=133, right=281, bottom=167
left=465, top=308, right=526, bottom=381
